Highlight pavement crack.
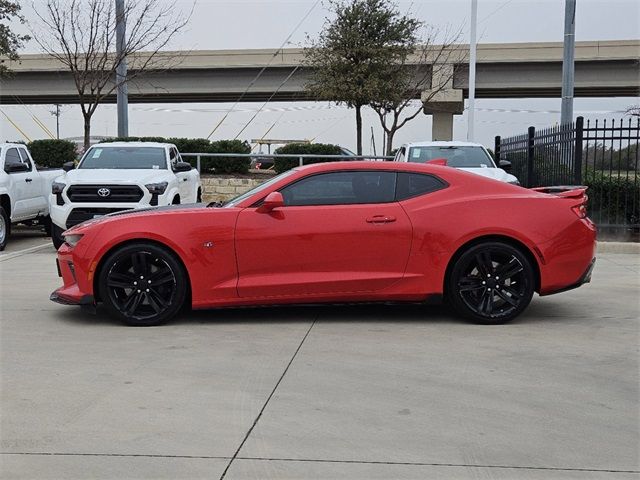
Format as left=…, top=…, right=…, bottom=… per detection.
left=218, top=316, right=318, bottom=479
left=1, top=452, right=229, bottom=460
left=235, top=456, right=640, bottom=474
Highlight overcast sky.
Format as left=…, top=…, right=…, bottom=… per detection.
left=2, top=0, right=639, bottom=152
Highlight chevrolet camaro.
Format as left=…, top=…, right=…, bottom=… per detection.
left=51, top=161, right=596, bottom=326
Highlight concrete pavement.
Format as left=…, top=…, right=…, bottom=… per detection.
left=1, top=241, right=638, bottom=479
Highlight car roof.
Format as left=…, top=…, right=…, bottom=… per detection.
left=93, top=142, right=173, bottom=148
left=294, top=160, right=445, bottom=174
left=403, top=141, right=486, bottom=148
left=0, top=143, right=28, bottom=148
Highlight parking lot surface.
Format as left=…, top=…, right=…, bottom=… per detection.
left=1, top=231, right=639, bottom=480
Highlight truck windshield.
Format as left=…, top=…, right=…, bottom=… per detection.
left=79, top=147, right=167, bottom=169
left=408, top=146, right=495, bottom=168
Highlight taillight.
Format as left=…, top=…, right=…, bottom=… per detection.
left=572, top=204, right=587, bottom=219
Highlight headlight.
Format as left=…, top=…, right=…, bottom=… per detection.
left=63, top=233, right=84, bottom=248
left=145, top=182, right=168, bottom=195
left=52, top=182, right=66, bottom=194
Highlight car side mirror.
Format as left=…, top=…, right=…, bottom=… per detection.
left=498, top=160, right=512, bottom=173
left=173, top=161, right=192, bottom=173
left=62, top=161, right=76, bottom=172
left=5, top=162, right=30, bottom=173
left=258, top=191, right=284, bottom=213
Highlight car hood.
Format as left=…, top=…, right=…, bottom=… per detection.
left=67, top=203, right=210, bottom=233
left=62, top=169, right=173, bottom=185
left=458, top=167, right=518, bottom=183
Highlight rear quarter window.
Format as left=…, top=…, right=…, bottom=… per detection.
left=395, top=173, right=447, bottom=201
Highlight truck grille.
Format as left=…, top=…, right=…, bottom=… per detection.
left=66, top=208, right=131, bottom=229
left=67, top=185, right=144, bottom=203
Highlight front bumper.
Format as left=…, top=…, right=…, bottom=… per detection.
left=50, top=246, right=96, bottom=312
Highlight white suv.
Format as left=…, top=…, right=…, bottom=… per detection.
left=394, top=141, right=520, bottom=185
left=50, top=142, right=201, bottom=248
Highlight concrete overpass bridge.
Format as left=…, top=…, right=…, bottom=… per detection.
left=1, top=40, right=638, bottom=139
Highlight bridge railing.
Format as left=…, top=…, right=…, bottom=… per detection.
left=180, top=153, right=394, bottom=174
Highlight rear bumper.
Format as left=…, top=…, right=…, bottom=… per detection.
left=540, top=257, right=595, bottom=296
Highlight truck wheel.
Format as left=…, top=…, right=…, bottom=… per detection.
left=52, top=224, right=65, bottom=250
left=43, top=215, right=53, bottom=236
left=0, top=206, right=9, bottom=251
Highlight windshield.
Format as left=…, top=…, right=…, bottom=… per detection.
left=79, top=147, right=167, bottom=170
left=407, top=146, right=495, bottom=168
left=223, top=170, right=297, bottom=208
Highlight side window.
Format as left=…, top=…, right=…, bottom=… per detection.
left=395, top=173, right=446, bottom=201
left=280, top=171, right=397, bottom=206
left=17, top=148, right=33, bottom=171
left=394, top=147, right=406, bottom=162
left=4, top=148, right=23, bottom=172
left=169, top=148, right=177, bottom=166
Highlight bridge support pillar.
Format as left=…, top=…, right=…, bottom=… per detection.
left=432, top=112, right=455, bottom=141
left=422, top=81, right=464, bottom=141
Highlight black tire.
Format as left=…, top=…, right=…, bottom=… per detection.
left=0, top=206, right=9, bottom=251
left=98, top=243, right=187, bottom=326
left=43, top=215, right=52, bottom=236
left=447, top=241, right=535, bottom=324
left=52, top=223, right=65, bottom=250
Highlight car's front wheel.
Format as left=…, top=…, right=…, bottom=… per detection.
left=448, top=241, right=535, bottom=324
left=98, top=243, right=187, bottom=326
left=0, top=206, right=9, bottom=251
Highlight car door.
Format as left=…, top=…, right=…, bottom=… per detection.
left=17, top=146, right=47, bottom=215
left=171, top=148, right=192, bottom=202
left=3, top=147, right=31, bottom=220
left=235, top=170, right=413, bottom=298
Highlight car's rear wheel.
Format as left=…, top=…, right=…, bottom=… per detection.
left=98, top=243, right=187, bottom=326
left=448, top=241, right=535, bottom=324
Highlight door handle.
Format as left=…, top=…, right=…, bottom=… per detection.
left=25, top=178, right=33, bottom=183
left=366, top=215, right=396, bottom=224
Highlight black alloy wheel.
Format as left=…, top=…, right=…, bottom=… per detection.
left=448, top=241, right=535, bottom=324
left=98, top=243, right=187, bottom=326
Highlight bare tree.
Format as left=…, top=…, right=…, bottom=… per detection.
left=31, top=0, right=189, bottom=149
left=370, top=26, right=465, bottom=155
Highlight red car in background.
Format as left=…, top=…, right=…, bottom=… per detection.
left=51, top=161, right=596, bottom=326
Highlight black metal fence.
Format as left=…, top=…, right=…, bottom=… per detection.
left=495, top=116, right=640, bottom=233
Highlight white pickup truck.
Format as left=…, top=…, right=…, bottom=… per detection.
left=0, top=143, right=62, bottom=251
left=50, top=142, right=202, bottom=248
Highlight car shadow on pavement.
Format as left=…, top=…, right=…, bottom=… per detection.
left=49, top=299, right=579, bottom=327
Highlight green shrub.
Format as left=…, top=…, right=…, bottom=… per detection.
left=585, top=174, right=640, bottom=226
left=167, top=138, right=210, bottom=154
left=28, top=139, right=77, bottom=168
left=202, top=140, right=251, bottom=174
left=273, top=143, right=343, bottom=173
left=104, top=136, right=167, bottom=144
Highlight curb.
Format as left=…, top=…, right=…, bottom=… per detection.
left=597, top=241, right=640, bottom=254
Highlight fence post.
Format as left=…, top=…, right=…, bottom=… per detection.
left=196, top=155, right=201, bottom=173
left=527, top=126, right=535, bottom=187
left=494, top=136, right=501, bottom=161
left=298, top=156, right=304, bottom=167
left=574, top=116, right=584, bottom=184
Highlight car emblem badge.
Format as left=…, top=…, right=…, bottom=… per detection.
left=97, top=188, right=111, bottom=197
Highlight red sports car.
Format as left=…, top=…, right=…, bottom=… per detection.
left=51, top=161, right=596, bottom=326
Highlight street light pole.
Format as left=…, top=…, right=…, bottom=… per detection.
left=115, top=0, right=129, bottom=137
left=560, top=0, right=576, bottom=126
left=467, top=0, right=478, bottom=141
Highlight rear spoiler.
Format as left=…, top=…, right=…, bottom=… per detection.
left=530, top=186, right=588, bottom=200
